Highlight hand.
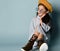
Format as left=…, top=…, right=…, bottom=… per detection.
left=40, top=13, right=46, bottom=19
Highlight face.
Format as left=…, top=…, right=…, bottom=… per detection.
left=38, top=5, right=47, bottom=17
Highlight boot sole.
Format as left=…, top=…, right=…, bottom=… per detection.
left=21, top=48, right=26, bottom=51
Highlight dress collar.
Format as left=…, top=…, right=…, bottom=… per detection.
left=37, top=15, right=40, bottom=20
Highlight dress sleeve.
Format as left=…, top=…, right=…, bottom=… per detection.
left=28, top=18, right=35, bottom=39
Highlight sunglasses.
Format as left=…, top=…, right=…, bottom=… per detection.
left=38, top=9, right=46, bottom=13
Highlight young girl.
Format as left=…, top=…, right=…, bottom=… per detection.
left=21, top=0, right=53, bottom=51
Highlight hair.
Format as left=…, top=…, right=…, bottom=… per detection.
left=38, top=3, right=48, bottom=11
left=42, top=13, right=51, bottom=24
left=36, top=3, right=51, bottom=24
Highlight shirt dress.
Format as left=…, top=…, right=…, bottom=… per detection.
left=28, top=15, right=51, bottom=49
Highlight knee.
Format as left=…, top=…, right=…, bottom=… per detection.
left=39, top=43, right=48, bottom=51
left=38, top=34, right=44, bottom=40
left=34, top=31, right=39, bottom=37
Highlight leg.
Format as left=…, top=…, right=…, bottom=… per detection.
left=21, top=34, right=38, bottom=51
left=37, top=33, right=44, bottom=40
left=37, top=34, right=48, bottom=51
left=32, top=33, right=44, bottom=51
left=36, top=33, right=44, bottom=48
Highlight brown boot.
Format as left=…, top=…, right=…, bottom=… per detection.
left=21, top=34, right=38, bottom=51
left=37, top=39, right=44, bottom=48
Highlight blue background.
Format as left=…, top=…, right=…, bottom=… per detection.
left=0, top=0, right=60, bottom=51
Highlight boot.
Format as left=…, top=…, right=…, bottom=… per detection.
left=37, top=39, right=44, bottom=48
left=21, top=34, right=38, bottom=51
left=39, top=43, right=48, bottom=51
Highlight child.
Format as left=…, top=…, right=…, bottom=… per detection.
left=21, top=0, right=53, bottom=51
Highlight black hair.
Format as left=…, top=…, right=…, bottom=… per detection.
left=42, top=13, right=51, bottom=24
